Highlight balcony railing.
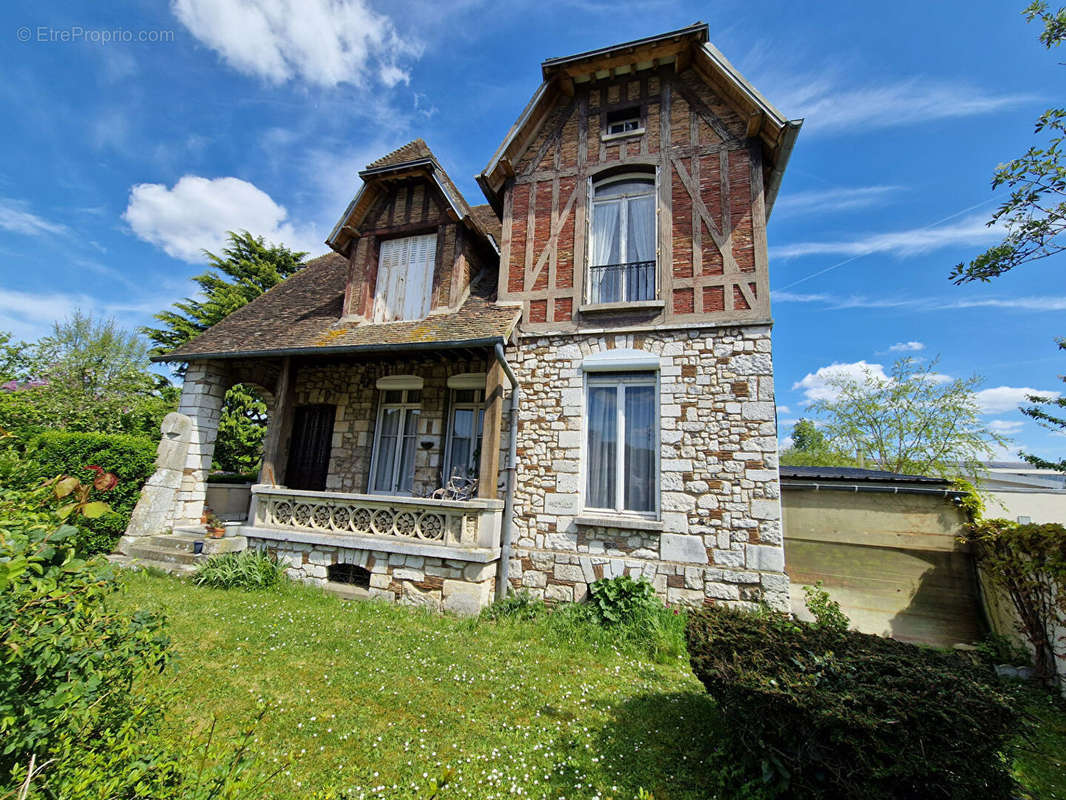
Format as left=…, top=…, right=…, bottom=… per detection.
left=247, top=485, right=503, bottom=549
left=588, top=260, right=656, bottom=304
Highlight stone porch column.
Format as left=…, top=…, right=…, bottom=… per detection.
left=171, top=361, right=230, bottom=528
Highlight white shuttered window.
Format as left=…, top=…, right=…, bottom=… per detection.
left=373, top=234, right=437, bottom=322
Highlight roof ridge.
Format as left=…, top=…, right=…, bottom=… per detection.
left=365, top=138, right=434, bottom=169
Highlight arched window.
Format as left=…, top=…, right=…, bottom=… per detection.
left=588, top=173, right=656, bottom=304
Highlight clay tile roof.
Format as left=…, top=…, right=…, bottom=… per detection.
left=365, top=138, right=433, bottom=169
left=470, top=204, right=502, bottom=244
left=157, top=251, right=519, bottom=362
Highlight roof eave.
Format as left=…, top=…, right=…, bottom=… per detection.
left=153, top=335, right=513, bottom=364
left=539, top=22, right=709, bottom=78
left=327, top=157, right=482, bottom=253
left=763, top=119, right=803, bottom=220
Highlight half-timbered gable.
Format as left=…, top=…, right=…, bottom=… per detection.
left=479, top=24, right=800, bottom=333
left=328, top=139, right=500, bottom=324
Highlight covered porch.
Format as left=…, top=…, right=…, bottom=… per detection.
left=127, top=333, right=519, bottom=612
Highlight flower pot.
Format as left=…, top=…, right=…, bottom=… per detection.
left=207, top=527, right=225, bottom=539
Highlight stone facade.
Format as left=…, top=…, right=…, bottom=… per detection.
left=504, top=324, right=789, bottom=610
left=290, top=354, right=494, bottom=496
left=247, top=537, right=494, bottom=615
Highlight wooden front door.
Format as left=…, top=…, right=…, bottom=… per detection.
left=285, top=404, right=336, bottom=491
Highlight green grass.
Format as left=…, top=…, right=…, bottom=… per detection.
left=115, top=573, right=1066, bottom=800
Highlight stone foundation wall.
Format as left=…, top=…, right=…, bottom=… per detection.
left=504, top=324, right=789, bottom=610
left=247, top=537, right=495, bottom=615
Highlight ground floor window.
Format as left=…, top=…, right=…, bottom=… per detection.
left=370, top=385, right=421, bottom=494
left=444, top=388, right=485, bottom=483
left=585, top=372, right=657, bottom=514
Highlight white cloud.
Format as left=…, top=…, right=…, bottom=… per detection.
left=946, top=296, right=1066, bottom=311
left=171, top=0, right=420, bottom=87
left=774, top=185, right=902, bottom=218
left=123, top=175, right=323, bottom=262
left=988, top=419, right=1024, bottom=435
left=793, top=360, right=889, bottom=403
left=889, top=341, right=925, bottom=352
left=770, top=214, right=1001, bottom=260
left=975, top=386, right=1059, bottom=414
left=0, top=199, right=68, bottom=237
left=0, top=286, right=172, bottom=342
left=777, top=405, right=792, bottom=415
left=772, top=291, right=1066, bottom=314
left=766, top=72, right=1032, bottom=136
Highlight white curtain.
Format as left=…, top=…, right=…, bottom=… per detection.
left=624, top=385, right=655, bottom=512
left=626, top=195, right=656, bottom=301
left=373, top=408, right=400, bottom=491
left=586, top=385, right=617, bottom=508
left=397, top=410, right=420, bottom=493
left=591, top=202, right=621, bottom=303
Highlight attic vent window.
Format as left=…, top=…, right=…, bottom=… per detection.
left=605, top=107, right=642, bottom=136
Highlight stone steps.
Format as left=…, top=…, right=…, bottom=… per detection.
left=125, top=541, right=204, bottom=567
left=113, top=526, right=247, bottom=577
left=106, top=553, right=199, bottom=577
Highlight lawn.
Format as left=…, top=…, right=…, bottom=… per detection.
left=116, top=573, right=1066, bottom=800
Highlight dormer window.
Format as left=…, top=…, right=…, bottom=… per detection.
left=372, top=233, right=436, bottom=322
left=605, top=107, right=642, bottom=136
left=588, top=174, right=656, bottom=304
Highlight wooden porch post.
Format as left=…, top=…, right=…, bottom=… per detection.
left=478, top=359, right=505, bottom=499
left=260, top=357, right=296, bottom=487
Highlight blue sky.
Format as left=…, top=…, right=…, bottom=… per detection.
left=1, top=0, right=1063, bottom=461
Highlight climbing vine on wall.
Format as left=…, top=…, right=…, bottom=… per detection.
left=967, top=519, right=1066, bottom=684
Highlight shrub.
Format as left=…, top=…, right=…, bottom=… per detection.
left=194, top=551, right=282, bottom=590
left=206, top=470, right=258, bottom=484
left=0, top=469, right=282, bottom=797
left=482, top=589, right=547, bottom=621
left=966, top=518, right=1066, bottom=685
left=975, top=631, right=1032, bottom=667
left=686, top=605, right=1020, bottom=800
left=588, top=574, right=658, bottom=625
left=801, top=580, right=850, bottom=633
left=0, top=474, right=170, bottom=790
left=22, top=431, right=156, bottom=555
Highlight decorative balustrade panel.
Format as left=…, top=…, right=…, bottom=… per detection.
left=253, top=490, right=488, bottom=547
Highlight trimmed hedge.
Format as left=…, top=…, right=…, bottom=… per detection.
left=686, top=606, right=1019, bottom=800
left=23, top=431, right=156, bottom=555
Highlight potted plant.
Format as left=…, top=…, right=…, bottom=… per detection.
left=204, top=511, right=226, bottom=539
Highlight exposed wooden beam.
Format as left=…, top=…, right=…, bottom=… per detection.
left=478, top=360, right=505, bottom=500
left=259, top=356, right=295, bottom=487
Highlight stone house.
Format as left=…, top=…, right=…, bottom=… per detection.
left=124, top=23, right=802, bottom=614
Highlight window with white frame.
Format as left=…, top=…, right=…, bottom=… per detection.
left=370, top=377, right=422, bottom=494
left=605, top=107, right=642, bottom=136
left=373, top=233, right=436, bottom=322
left=588, top=174, right=656, bottom=305
left=444, top=387, right=485, bottom=483
left=585, top=371, right=658, bottom=514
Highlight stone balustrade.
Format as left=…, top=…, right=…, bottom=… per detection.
left=248, top=485, right=503, bottom=550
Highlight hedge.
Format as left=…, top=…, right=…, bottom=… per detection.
left=23, top=431, right=157, bottom=555
left=686, top=606, right=1019, bottom=800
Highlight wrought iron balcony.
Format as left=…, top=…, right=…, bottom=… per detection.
left=587, top=260, right=656, bottom=304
